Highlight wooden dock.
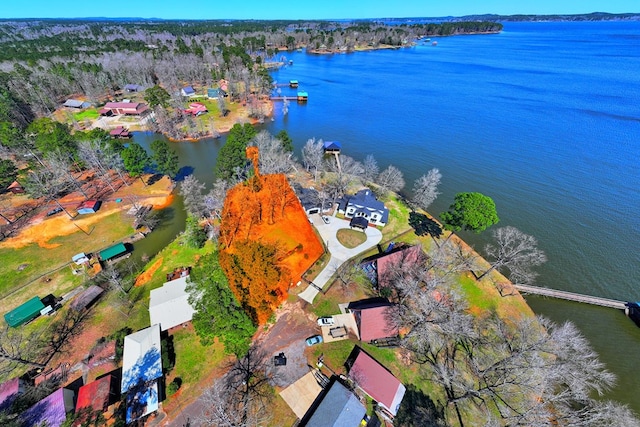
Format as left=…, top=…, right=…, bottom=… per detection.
left=271, top=96, right=301, bottom=101
left=513, top=284, right=627, bottom=309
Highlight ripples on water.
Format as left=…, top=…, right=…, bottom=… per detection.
left=136, top=21, right=640, bottom=411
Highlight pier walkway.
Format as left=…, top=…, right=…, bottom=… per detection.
left=513, top=284, right=626, bottom=309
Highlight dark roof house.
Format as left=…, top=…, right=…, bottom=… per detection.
left=346, top=348, right=406, bottom=419
left=299, top=377, right=367, bottom=427
left=338, top=188, right=389, bottom=227
left=349, top=216, right=369, bottom=230
left=293, top=184, right=332, bottom=215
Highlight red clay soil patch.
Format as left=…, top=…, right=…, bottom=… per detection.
left=135, top=257, right=163, bottom=287
left=0, top=175, right=173, bottom=250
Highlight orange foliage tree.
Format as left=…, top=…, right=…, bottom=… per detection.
left=219, top=147, right=324, bottom=324
left=219, top=240, right=290, bottom=324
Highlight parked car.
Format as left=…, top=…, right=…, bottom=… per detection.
left=317, top=316, right=335, bottom=326
left=305, top=335, right=323, bottom=346
left=46, top=207, right=63, bottom=217
left=321, top=215, right=330, bottom=224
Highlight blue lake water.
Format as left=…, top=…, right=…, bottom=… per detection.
left=135, top=21, right=640, bottom=411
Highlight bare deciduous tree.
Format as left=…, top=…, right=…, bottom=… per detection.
left=180, top=175, right=207, bottom=218
left=412, top=168, right=441, bottom=211
left=0, top=326, right=46, bottom=376
left=478, top=226, right=547, bottom=283
left=301, top=138, right=325, bottom=182
left=250, top=130, right=296, bottom=175
left=197, top=345, right=275, bottom=426
left=362, top=154, right=379, bottom=183
left=376, top=164, right=405, bottom=195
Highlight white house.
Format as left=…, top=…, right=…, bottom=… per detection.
left=149, top=276, right=196, bottom=331
left=121, top=324, right=162, bottom=424
left=338, top=189, right=389, bottom=227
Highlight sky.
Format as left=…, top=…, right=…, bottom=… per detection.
left=1, top=0, right=638, bottom=20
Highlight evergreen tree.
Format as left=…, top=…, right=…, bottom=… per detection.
left=187, top=252, right=256, bottom=356
left=213, top=123, right=257, bottom=181
left=150, top=139, right=179, bottom=180
left=121, top=143, right=150, bottom=180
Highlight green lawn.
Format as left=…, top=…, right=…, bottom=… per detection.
left=0, top=212, right=134, bottom=299
left=171, top=328, right=226, bottom=384
left=73, top=109, right=99, bottom=121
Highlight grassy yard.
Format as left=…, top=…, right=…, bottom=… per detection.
left=73, top=108, right=99, bottom=121
left=336, top=228, right=367, bottom=248
left=0, top=211, right=134, bottom=299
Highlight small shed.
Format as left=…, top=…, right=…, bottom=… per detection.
left=109, top=126, right=131, bottom=138
left=297, top=91, right=308, bottom=102
left=63, top=99, right=90, bottom=109
left=99, top=243, right=128, bottom=262
left=289, top=80, right=299, bottom=88
left=181, top=86, right=196, bottom=97
left=70, top=285, right=104, bottom=311
left=77, top=200, right=101, bottom=214
left=7, top=181, right=25, bottom=194
left=4, top=296, right=45, bottom=327
left=124, top=84, right=144, bottom=92
left=72, top=253, right=90, bottom=265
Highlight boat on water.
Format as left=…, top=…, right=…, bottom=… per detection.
left=432, top=41, right=438, bottom=46
left=289, top=60, right=294, bottom=65
left=425, top=38, right=431, bottom=42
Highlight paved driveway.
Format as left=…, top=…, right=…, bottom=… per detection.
left=299, top=213, right=382, bottom=303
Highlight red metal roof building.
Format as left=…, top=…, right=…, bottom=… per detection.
left=109, top=126, right=131, bottom=138
left=183, top=102, right=208, bottom=116
left=347, top=348, right=406, bottom=419
left=375, top=245, right=424, bottom=289
left=75, top=375, right=118, bottom=414
left=351, top=304, right=398, bottom=342
left=99, top=102, right=149, bottom=116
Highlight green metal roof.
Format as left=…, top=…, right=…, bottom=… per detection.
left=4, top=296, right=45, bottom=327
left=99, top=242, right=127, bottom=261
